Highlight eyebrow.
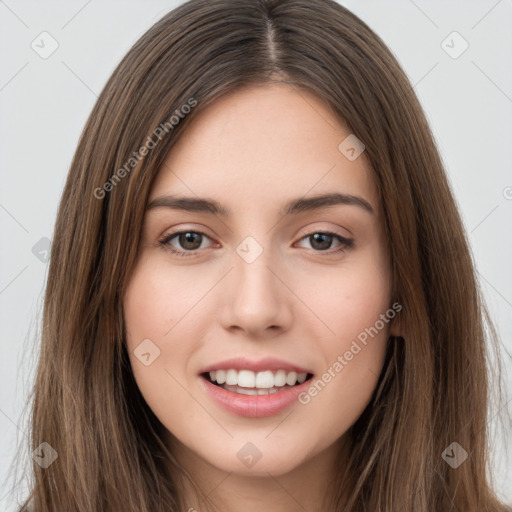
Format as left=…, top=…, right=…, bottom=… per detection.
left=146, top=192, right=375, bottom=217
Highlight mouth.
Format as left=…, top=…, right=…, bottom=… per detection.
left=200, top=369, right=315, bottom=396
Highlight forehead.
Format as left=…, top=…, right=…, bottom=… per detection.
left=150, top=84, right=378, bottom=214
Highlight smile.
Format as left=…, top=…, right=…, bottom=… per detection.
left=199, top=362, right=315, bottom=417
left=204, top=369, right=312, bottom=395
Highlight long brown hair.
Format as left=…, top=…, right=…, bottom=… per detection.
left=11, top=0, right=510, bottom=510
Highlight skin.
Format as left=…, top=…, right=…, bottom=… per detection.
left=123, top=83, right=399, bottom=512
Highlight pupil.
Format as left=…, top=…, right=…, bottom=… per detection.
left=311, top=233, right=332, bottom=250
left=180, top=232, right=201, bottom=250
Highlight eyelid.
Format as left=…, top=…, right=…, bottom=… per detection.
left=159, top=228, right=215, bottom=250
left=159, top=226, right=354, bottom=257
left=297, top=226, right=352, bottom=242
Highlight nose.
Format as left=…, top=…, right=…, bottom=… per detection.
left=219, top=245, right=293, bottom=338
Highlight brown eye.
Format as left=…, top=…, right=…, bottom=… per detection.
left=297, top=231, right=354, bottom=253
left=175, top=232, right=203, bottom=250
left=159, top=230, right=213, bottom=257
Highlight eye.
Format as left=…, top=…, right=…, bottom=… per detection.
left=159, top=229, right=354, bottom=258
left=159, top=230, right=213, bottom=257
left=296, top=231, right=354, bottom=254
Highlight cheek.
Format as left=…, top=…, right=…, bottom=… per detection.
left=301, top=244, right=392, bottom=345
left=295, top=319, right=389, bottom=452
left=122, top=256, right=211, bottom=418
left=123, top=256, right=201, bottom=428
left=123, top=254, right=204, bottom=344
left=297, top=246, right=392, bottom=420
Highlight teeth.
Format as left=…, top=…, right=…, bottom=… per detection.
left=226, top=369, right=237, bottom=385
left=297, top=372, right=307, bottom=384
left=207, top=369, right=309, bottom=388
left=222, top=384, right=283, bottom=395
left=286, top=371, right=298, bottom=386
left=214, top=370, right=226, bottom=384
left=255, top=370, right=273, bottom=388
left=238, top=370, right=256, bottom=388
left=274, top=369, right=287, bottom=387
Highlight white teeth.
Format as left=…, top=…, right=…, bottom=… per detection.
left=236, top=387, right=258, bottom=395
left=286, top=371, right=298, bottom=386
left=255, top=370, right=274, bottom=388
left=274, top=369, right=287, bottom=387
left=221, top=384, right=286, bottom=395
left=238, top=370, right=256, bottom=388
left=297, top=372, right=307, bottom=383
left=206, top=369, right=309, bottom=388
left=225, top=369, right=238, bottom=385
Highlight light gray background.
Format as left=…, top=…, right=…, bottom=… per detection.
left=1, top=0, right=511, bottom=509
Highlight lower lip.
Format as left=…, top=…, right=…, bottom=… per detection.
left=199, top=375, right=313, bottom=418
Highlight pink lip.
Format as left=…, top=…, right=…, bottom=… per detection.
left=199, top=356, right=312, bottom=374
left=199, top=375, right=313, bottom=418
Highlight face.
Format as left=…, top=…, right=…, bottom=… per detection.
left=123, top=83, right=396, bottom=479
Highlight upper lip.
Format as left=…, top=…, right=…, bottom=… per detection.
left=199, top=357, right=313, bottom=375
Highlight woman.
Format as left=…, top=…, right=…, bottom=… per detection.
left=15, top=0, right=511, bottom=510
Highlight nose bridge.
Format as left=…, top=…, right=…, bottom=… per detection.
left=221, top=234, right=290, bottom=333
left=234, top=235, right=281, bottom=306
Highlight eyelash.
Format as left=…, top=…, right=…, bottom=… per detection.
left=158, top=229, right=354, bottom=258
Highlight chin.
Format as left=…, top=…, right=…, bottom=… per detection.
left=193, top=435, right=313, bottom=477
